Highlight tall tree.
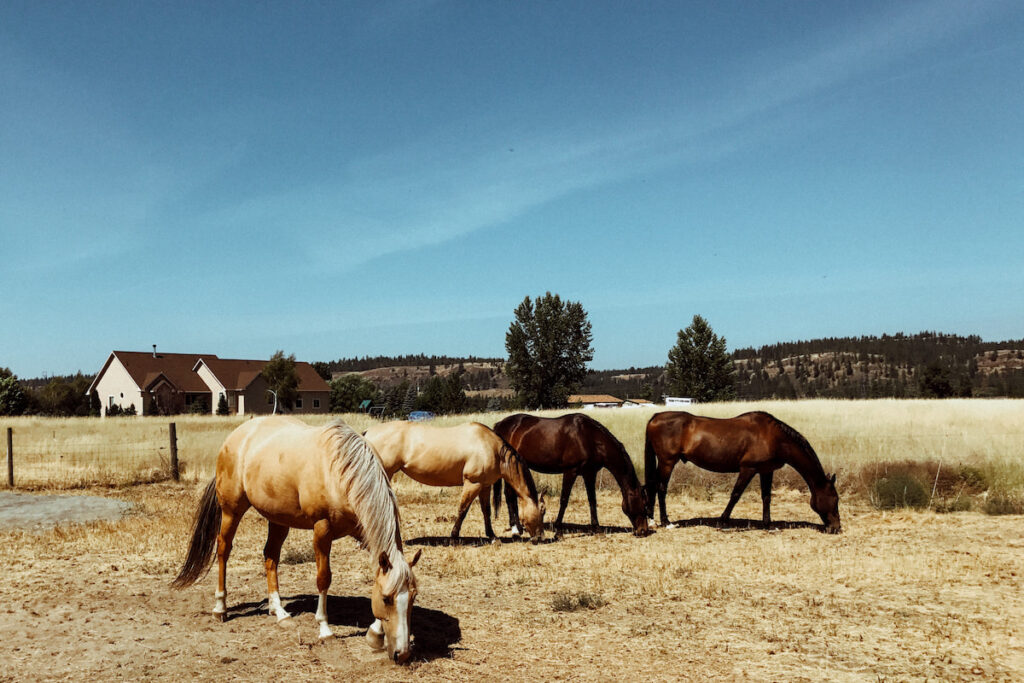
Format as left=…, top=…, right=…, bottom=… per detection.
left=0, top=368, right=28, bottom=416
left=666, top=315, right=736, bottom=402
left=505, top=292, right=594, bottom=409
left=329, top=374, right=379, bottom=413
left=262, top=350, right=299, bottom=411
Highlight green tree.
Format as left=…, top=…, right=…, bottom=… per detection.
left=216, top=393, right=230, bottom=415
left=330, top=374, right=379, bottom=413
left=504, top=292, right=594, bottom=409
left=666, top=315, right=736, bottom=402
left=0, top=368, right=28, bottom=416
left=262, top=350, right=299, bottom=411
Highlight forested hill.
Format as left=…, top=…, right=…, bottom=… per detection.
left=312, top=354, right=503, bottom=378
left=582, top=332, right=1024, bottom=400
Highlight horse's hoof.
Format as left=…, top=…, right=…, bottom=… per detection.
left=213, top=611, right=226, bottom=622
left=277, top=616, right=297, bottom=630
left=365, top=628, right=385, bottom=650
left=664, top=523, right=678, bottom=530
left=318, top=623, right=334, bottom=640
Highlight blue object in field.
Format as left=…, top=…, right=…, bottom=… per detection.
left=407, top=411, right=435, bottom=422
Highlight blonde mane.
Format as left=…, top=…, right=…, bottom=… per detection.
left=320, top=420, right=411, bottom=595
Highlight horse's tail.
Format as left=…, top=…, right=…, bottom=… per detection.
left=643, top=422, right=658, bottom=503
left=492, top=479, right=502, bottom=517
left=171, top=477, right=221, bottom=589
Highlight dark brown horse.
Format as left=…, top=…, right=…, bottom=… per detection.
left=493, top=413, right=649, bottom=536
left=644, top=411, right=841, bottom=533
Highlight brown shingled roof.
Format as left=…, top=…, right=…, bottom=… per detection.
left=198, top=357, right=330, bottom=392
left=567, top=394, right=623, bottom=404
left=112, top=351, right=217, bottom=393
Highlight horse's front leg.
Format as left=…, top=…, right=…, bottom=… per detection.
left=759, top=470, right=774, bottom=528
left=656, top=459, right=675, bottom=528
left=312, top=520, right=335, bottom=639
left=721, top=468, right=756, bottom=523
left=451, top=481, right=484, bottom=539
left=264, top=522, right=292, bottom=622
left=504, top=481, right=523, bottom=536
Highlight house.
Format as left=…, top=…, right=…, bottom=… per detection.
left=567, top=394, right=624, bottom=410
left=88, top=348, right=330, bottom=417
left=663, top=396, right=694, bottom=407
left=621, top=398, right=655, bottom=409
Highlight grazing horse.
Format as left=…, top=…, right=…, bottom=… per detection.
left=492, top=413, right=649, bottom=536
left=363, top=421, right=546, bottom=543
left=172, top=416, right=422, bottom=664
left=644, top=411, right=841, bottom=533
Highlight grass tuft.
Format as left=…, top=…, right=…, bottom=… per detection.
left=870, top=472, right=929, bottom=510
left=551, top=590, right=606, bottom=612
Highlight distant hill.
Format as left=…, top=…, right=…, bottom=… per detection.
left=312, top=332, right=1024, bottom=402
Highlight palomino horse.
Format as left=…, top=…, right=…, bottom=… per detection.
left=644, top=411, right=841, bottom=533
left=172, top=416, right=422, bottom=664
left=363, top=421, right=546, bottom=543
left=492, top=413, right=649, bottom=537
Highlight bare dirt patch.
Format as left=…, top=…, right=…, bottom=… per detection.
left=1, top=481, right=1022, bottom=681
left=0, top=491, right=131, bottom=530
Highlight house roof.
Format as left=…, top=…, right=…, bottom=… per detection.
left=623, top=398, right=653, bottom=404
left=567, top=394, right=623, bottom=404
left=197, top=357, right=330, bottom=392
left=94, top=351, right=217, bottom=394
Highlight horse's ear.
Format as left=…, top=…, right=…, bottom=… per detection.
left=378, top=551, right=392, bottom=574
left=409, top=549, right=422, bottom=567
left=829, top=473, right=837, bottom=485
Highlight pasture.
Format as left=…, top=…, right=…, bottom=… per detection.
left=1, top=400, right=1022, bottom=680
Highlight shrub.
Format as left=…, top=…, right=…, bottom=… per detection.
left=551, top=590, right=606, bottom=612
left=870, top=472, right=929, bottom=510
left=983, top=492, right=1024, bottom=516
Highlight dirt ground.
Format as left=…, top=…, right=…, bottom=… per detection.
left=1, top=481, right=1022, bottom=681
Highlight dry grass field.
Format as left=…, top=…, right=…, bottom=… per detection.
left=1, top=400, right=1022, bottom=680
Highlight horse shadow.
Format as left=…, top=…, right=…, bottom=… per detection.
left=228, top=595, right=461, bottom=661
left=668, top=516, right=825, bottom=533
left=406, top=534, right=560, bottom=546
left=546, top=521, right=635, bottom=537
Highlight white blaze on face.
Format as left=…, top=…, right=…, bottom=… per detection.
left=393, top=589, right=411, bottom=655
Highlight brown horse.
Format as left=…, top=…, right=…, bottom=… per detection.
left=644, top=411, right=841, bottom=533
left=172, top=416, right=422, bottom=664
left=492, top=413, right=649, bottom=536
left=363, top=421, right=546, bottom=543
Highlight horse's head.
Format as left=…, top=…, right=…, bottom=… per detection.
left=368, top=549, right=421, bottom=664
left=811, top=474, right=841, bottom=534
left=623, top=486, right=650, bottom=536
left=519, top=493, right=547, bottom=544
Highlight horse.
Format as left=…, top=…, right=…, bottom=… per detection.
left=492, top=413, right=649, bottom=537
left=172, top=416, right=422, bottom=664
left=363, top=421, right=546, bottom=543
left=644, top=411, right=841, bottom=533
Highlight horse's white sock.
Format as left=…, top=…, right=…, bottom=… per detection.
left=213, top=590, right=226, bottom=616
left=268, top=591, right=290, bottom=621
left=316, top=591, right=333, bottom=639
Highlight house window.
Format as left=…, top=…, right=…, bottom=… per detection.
left=295, top=398, right=303, bottom=409
left=313, top=398, right=321, bottom=409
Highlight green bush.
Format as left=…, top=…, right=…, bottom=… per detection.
left=870, top=472, right=929, bottom=510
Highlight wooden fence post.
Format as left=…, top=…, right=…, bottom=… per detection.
left=169, top=422, right=179, bottom=482
left=6, top=427, right=12, bottom=487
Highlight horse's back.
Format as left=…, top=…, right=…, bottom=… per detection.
left=218, top=416, right=340, bottom=528
left=365, top=421, right=500, bottom=486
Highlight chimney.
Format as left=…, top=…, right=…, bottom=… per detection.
left=152, top=344, right=157, bottom=358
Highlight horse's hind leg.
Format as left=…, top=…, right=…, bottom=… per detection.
left=313, top=520, right=335, bottom=639
left=759, top=471, right=774, bottom=528
left=721, top=468, right=756, bottom=524
left=263, top=522, right=291, bottom=622
left=583, top=470, right=599, bottom=529
left=555, top=470, right=579, bottom=535
left=214, top=502, right=249, bottom=621
left=478, top=484, right=496, bottom=539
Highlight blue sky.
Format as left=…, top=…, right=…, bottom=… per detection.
left=2, top=1, right=1023, bottom=378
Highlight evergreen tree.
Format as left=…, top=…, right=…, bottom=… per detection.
left=0, top=368, right=28, bottom=416
left=665, top=315, right=736, bottom=402
left=505, top=292, right=594, bottom=408
left=216, top=393, right=230, bottom=415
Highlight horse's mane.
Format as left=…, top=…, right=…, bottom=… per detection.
left=320, top=420, right=410, bottom=595
left=754, top=412, right=827, bottom=480
left=583, top=415, right=641, bottom=485
left=496, top=434, right=538, bottom=500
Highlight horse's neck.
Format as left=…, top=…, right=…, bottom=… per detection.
left=785, top=445, right=828, bottom=491
left=500, top=450, right=534, bottom=502
left=602, top=444, right=642, bottom=494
